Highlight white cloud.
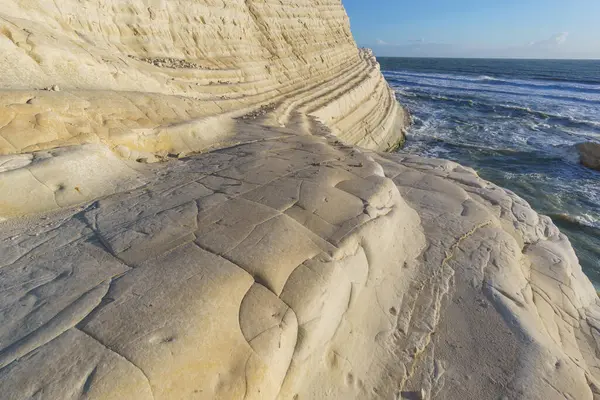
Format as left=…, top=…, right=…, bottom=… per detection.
left=529, top=32, right=569, bottom=48
left=367, top=30, right=600, bottom=59
left=555, top=32, right=569, bottom=45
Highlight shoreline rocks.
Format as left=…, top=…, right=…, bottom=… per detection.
left=577, top=142, right=600, bottom=170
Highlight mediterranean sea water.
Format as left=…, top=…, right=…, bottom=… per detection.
left=381, top=57, right=600, bottom=285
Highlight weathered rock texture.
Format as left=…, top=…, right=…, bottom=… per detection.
left=0, top=0, right=406, bottom=219
left=577, top=142, right=600, bottom=171
left=0, top=0, right=404, bottom=153
left=0, top=1, right=599, bottom=400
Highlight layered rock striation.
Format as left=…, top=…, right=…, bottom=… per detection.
left=0, top=0, right=405, bottom=219
left=0, top=1, right=404, bottom=153
left=0, top=1, right=599, bottom=400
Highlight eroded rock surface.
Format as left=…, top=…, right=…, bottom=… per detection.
left=1, top=123, right=599, bottom=399
left=0, top=0, right=404, bottom=156
left=1, top=1, right=599, bottom=399
left=578, top=142, right=600, bottom=171
left=0, top=0, right=406, bottom=219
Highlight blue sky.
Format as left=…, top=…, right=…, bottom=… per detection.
left=341, top=0, right=600, bottom=59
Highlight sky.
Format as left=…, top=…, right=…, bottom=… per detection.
left=341, top=0, right=600, bottom=59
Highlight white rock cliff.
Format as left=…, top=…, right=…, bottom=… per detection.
left=0, top=1, right=599, bottom=399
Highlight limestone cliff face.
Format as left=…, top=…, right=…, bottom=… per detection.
left=0, top=0, right=404, bottom=156
left=0, top=0, right=405, bottom=219
left=1, top=2, right=600, bottom=400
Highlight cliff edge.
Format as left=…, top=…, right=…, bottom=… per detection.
left=0, top=1, right=599, bottom=399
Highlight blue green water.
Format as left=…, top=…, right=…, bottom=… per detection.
left=380, top=58, right=600, bottom=285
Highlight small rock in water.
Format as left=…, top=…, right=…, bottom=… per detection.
left=577, top=142, right=600, bottom=171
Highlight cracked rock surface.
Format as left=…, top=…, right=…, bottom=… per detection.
left=0, top=0, right=599, bottom=399
left=1, top=123, right=599, bottom=399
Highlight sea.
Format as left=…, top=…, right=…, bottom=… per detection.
left=380, top=58, right=600, bottom=285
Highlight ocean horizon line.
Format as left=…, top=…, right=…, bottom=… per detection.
left=373, top=55, right=600, bottom=61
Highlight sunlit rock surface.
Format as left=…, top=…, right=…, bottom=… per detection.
left=0, top=1, right=599, bottom=399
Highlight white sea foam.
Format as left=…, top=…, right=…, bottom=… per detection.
left=579, top=214, right=600, bottom=229
left=385, top=70, right=600, bottom=108
left=554, top=213, right=600, bottom=230
left=383, top=70, right=600, bottom=92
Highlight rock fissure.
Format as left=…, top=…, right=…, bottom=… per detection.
left=0, top=279, right=111, bottom=370
left=76, top=328, right=156, bottom=400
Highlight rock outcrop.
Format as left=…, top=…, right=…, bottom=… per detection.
left=1, top=1, right=599, bottom=400
left=0, top=0, right=405, bottom=219
left=577, top=142, right=600, bottom=171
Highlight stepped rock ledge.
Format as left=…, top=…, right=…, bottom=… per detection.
left=0, top=1, right=599, bottom=399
